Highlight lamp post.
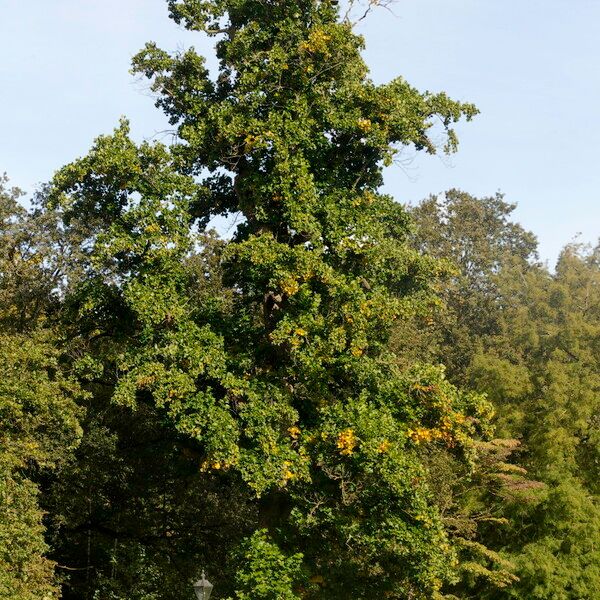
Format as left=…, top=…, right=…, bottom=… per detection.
left=193, top=571, right=213, bottom=600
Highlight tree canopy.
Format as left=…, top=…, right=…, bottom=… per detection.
left=1, top=2, right=599, bottom=599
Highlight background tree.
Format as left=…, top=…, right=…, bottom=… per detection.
left=399, top=189, right=538, bottom=379
left=483, top=244, right=600, bottom=599
left=408, top=190, right=600, bottom=598
left=0, top=175, right=82, bottom=599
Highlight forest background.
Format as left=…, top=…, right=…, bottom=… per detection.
left=1, top=1, right=600, bottom=600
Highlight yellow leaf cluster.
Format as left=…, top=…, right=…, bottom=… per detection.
left=281, top=277, right=300, bottom=296
left=377, top=439, right=391, bottom=453
left=282, top=460, right=296, bottom=481
left=408, top=427, right=443, bottom=444
left=351, top=191, right=376, bottom=207
left=299, top=29, right=332, bottom=54
left=408, top=411, right=465, bottom=446
left=144, top=223, right=161, bottom=234
left=357, top=117, right=372, bottom=132
left=200, top=459, right=234, bottom=472
left=337, top=428, right=357, bottom=456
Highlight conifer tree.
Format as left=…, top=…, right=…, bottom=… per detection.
left=408, top=192, right=600, bottom=598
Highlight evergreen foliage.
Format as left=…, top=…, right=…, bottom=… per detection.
left=408, top=191, right=600, bottom=598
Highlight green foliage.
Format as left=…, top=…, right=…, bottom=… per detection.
left=0, top=175, right=82, bottom=599
left=0, top=175, right=68, bottom=332
left=402, top=189, right=538, bottom=379
left=232, top=531, right=304, bottom=600
left=8, top=3, right=600, bottom=599
left=492, top=246, right=600, bottom=599
left=408, top=192, right=600, bottom=598
left=0, top=333, right=81, bottom=599
left=44, top=1, right=483, bottom=597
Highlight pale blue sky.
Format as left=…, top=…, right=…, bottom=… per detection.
left=1, top=0, right=599, bottom=264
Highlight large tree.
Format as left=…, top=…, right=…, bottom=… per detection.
left=46, top=1, right=490, bottom=598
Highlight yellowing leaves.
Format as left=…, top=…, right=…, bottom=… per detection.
left=144, top=223, right=161, bottom=235
left=412, top=383, right=437, bottom=393
left=412, top=422, right=448, bottom=443
left=282, top=460, right=296, bottom=481
left=407, top=411, right=467, bottom=447
left=286, top=326, right=308, bottom=348
left=351, top=191, right=376, bottom=207
left=360, top=300, right=372, bottom=316
left=413, top=512, right=435, bottom=527
left=299, top=29, right=332, bottom=55
left=357, top=117, right=372, bottom=133
left=200, top=459, right=235, bottom=472
left=452, top=412, right=467, bottom=425
left=244, top=133, right=260, bottom=150
left=288, top=426, right=301, bottom=440
left=377, top=439, right=391, bottom=454
left=280, top=277, right=300, bottom=296
left=337, top=428, right=357, bottom=456
left=135, top=374, right=156, bottom=388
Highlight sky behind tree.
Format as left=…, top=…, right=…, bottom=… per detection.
left=1, top=0, right=598, bottom=265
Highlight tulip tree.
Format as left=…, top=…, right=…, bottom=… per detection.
left=50, top=0, right=488, bottom=597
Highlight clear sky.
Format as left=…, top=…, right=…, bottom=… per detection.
left=1, top=0, right=599, bottom=265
